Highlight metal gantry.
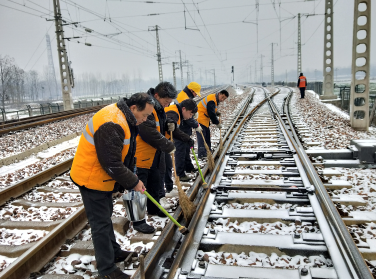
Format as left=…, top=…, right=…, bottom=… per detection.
left=271, top=43, right=277, bottom=87
left=149, top=25, right=163, bottom=82
left=179, top=50, right=184, bottom=89
left=172, top=62, right=177, bottom=88
left=350, top=0, right=372, bottom=130
left=53, top=0, right=73, bottom=111
left=297, top=13, right=302, bottom=76
left=321, top=0, right=336, bottom=100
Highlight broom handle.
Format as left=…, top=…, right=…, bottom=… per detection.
left=191, top=147, right=205, bottom=183
left=143, top=190, right=181, bottom=228
left=170, top=131, right=179, bottom=181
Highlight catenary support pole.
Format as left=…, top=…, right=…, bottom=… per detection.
left=53, top=0, right=73, bottom=110
left=350, top=0, right=371, bottom=130
left=297, top=13, right=302, bottom=76
left=320, top=0, right=336, bottom=100
left=149, top=25, right=163, bottom=82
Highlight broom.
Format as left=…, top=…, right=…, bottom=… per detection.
left=198, top=130, right=215, bottom=172
left=219, top=116, right=224, bottom=154
left=170, top=131, right=196, bottom=221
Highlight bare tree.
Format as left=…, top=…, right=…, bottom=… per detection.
left=0, top=55, right=14, bottom=109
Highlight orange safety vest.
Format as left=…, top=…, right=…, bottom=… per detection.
left=299, top=76, right=307, bottom=87
left=70, top=103, right=131, bottom=192
left=135, top=109, right=160, bottom=169
left=164, top=104, right=181, bottom=139
left=175, top=90, right=189, bottom=104
left=197, top=93, right=217, bottom=128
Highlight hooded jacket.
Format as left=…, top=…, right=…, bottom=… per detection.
left=136, top=88, right=175, bottom=171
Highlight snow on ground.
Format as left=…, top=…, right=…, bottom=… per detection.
left=0, top=228, right=48, bottom=245
left=196, top=250, right=333, bottom=269
left=0, top=113, right=92, bottom=159
left=291, top=90, right=376, bottom=149
left=0, top=149, right=75, bottom=188
left=0, top=255, right=16, bottom=272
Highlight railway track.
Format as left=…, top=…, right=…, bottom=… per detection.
left=0, top=87, right=223, bottom=136
left=0, top=85, right=236, bottom=279
left=138, top=87, right=373, bottom=279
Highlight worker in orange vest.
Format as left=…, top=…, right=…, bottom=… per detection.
left=135, top=82, right=177, bottom=233
left=297, top=73, right=307, bottom=99
left=196, top=90, right=229, bottom=158
left=70, top=93, right=154, bottom=279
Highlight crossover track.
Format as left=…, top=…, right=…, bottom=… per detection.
left=0, top=85, right=233, bottom=279
left=139, top=87, right=372, bottom=279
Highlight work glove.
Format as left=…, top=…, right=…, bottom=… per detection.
left=194, top=112, right=199, bottom=119
left=167, top=122, right=175, bottom=132
left=188, top=138, right=194, bottom=148
left=169, top=147, right=176, bottom=154
left=216, top=111, right=221, bottom=117
left=217, top=124, right=223, bottom=130
left=195, top=125, right=203, bottom=133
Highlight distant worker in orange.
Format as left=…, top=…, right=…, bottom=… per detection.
left=297, top=73, right=307, bottom=99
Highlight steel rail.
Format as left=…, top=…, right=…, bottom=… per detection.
left=131, top=87, right=257, bottom=279
left=0, top=158, right=73, bottom=206
left=281, top=88, right=373, bottom=279
left=165, top=88, right=280, bottom=279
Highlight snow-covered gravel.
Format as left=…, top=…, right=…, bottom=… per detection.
left=0, top=149, right=75, bottom=188
left=196, top=250, right=333, bottom=269
left=0, top=255, right=16, bottom=272
left=0, top=113, right=93, bottom=159
left=292, top=90, right=376, bottom=149
left=0, top=228, right=48, bottom=245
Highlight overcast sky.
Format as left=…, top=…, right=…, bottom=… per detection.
left=0, top=0, right=375, bottom=85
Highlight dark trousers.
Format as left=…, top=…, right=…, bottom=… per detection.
left=174, top=139, right=194, bottom=178
left=137, top=167, right=162, bottom=215
left=196, top=124, right=211, bottom=158
left=300, top=87, right=306, bottom=98
left=162, top=153, right=174, bottom=194
left=79, top=186, right=121, bottom=276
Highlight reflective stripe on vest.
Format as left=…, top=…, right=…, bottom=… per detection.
left=70, top=103, right=131, bottom=192
left=83, top=117, right=131, bottom=146
left=200, top=96, right=209, bottom=109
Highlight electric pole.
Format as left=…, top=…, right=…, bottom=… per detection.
left=271, top=43, right=278, bottom=87
left=149, top=25, right=163, bottom=82
left=179, top=50, right=184, bottom=89
left=186, top=60, right=190, bottom=84
left=297, top=13, right=302, bottom=76
left=53, top=0, right=73, bottom=110
left=46, top=34, right=59, bottom=100
left=191, top=64, right=194, bottom=81
left=254, top=61, right=257, bottom=84
left=172, top=62, right=177, bottom=88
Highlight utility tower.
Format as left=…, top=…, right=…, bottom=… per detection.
left=191, top=65, right=194, bottom=81
left=321, top=0, right=336, bottom=99
left=350, top=0, right=371, bottom=130
left=271, top=43, right=278, bottom=87
left=297, top=13, right=302, bottom=76
left=179, top=50, right=184, bottom=89
left=53, top=0, right=73, bottom=110
left=254, top=61, right=257, bottom=84
left=172, top=62, right=177, bottom=88
left=46, top=34, right=59, bottom=100
left=185, top=60, right=190, bottom=84
left=149, top=25, right=163, bottom=82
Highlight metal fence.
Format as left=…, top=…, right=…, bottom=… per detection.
left=0, top=96, right=130, bottom=123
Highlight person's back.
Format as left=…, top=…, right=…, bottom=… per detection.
left=297, top=73, right=307, bottom=99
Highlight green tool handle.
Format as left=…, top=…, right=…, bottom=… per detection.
left=191, top=147, right=206, bottom=183
left=143, top=190, right=181, bottom=228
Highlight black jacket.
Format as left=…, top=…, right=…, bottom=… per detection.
left=93, top=98, right=139, bottom=191
left=179, top=86, right=199, bottom=135
left=138, top=88, right=175, bottom=171
left=166, top=104, right=191, bottom=142
left=207, top=93, right=220, bottom=125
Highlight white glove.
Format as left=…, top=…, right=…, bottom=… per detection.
left=169, top=147, right=176, bottom=154
left=167, top=122, right=175, bottom=132
left=195, top=125, right=203, bottom=133
left=217, top=124, right=223, bottom=130
left=194, top=112, right=199, bottom=119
